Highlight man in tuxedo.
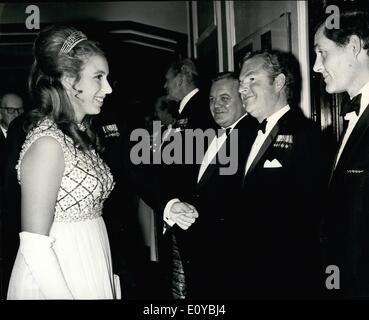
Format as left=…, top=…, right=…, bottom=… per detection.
left=161, top=58, right=217, bottom=221
left=238, top=50, right=324, bottom=298
left=0, top=93, right=24, bottom=172
left=163, top=58, right=216, bottom=133
left=153, top=58, right=217, bottom=299
left=0, top=94, right=24, bottom=299
left=313, top=9, right=369, bottom=298
left=183, top=72, right=258, bottom=299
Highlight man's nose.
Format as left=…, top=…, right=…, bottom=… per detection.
left=313, top=56, right=323, bottom=73
left=213, top=99, right=223, bottom=108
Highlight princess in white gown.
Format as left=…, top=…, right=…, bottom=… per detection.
left=7, top=25, right=121, bottom=299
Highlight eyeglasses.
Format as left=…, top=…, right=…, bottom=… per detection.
left=0, top=107, right=24, bottom=115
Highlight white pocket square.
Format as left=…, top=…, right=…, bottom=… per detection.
left=263, top=159, right=282, bottom=168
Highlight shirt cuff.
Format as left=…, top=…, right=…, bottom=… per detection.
left=163, top=198, right=179, bottom=227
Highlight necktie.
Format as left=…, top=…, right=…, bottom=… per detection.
left=257, top=119, right=268, bottom=134
left=340, top=93, right=362, bottom=116
left=218, top=127, right=231, bottom=138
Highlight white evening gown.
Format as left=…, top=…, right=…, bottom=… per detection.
left=7, top=118, right=121, bottom=299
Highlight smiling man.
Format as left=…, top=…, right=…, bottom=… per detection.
left=185, top=72, right=257, bottom=299
left=237, top=50, right=324, bottom=298
left=313, top=9, right=369, bottom=298
left=209, top=72, right=247, bottom=128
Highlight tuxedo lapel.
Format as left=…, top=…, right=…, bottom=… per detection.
left=197, top=115, right=254, bottom=189
left=197, top=163, right=217, bottom=189
left=174, top=91, right=198, bottom=129
left=333, top=104, right=369, bottom=178
left=197, top=133, right=225, bottom=189
left=328, top=125, right=347, bottom=185
left=0, top=129, right=5, bottom=142
left=0, top=128, right=6, bottom=151
left=243, top=122, right=280, bottom=181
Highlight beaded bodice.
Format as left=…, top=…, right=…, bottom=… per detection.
left=17, top=118, right=115, bottom=222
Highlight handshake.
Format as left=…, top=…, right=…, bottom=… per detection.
left=168, top=201, right=199, bottom=230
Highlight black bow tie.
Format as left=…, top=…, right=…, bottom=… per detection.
left=341, top=94, right=362, bottom=116
left=257, top=119, right=268, bottom=134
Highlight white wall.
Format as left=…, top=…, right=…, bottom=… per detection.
left=0, top=1, right=187, bottom=33
left=232, top=1, right=311, bottom=117
left=234, top=0, right=298, bottom=57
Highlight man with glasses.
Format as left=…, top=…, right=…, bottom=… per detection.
left=0, top=92, right=23, bottom=299
left=0, top=93, right=24, bottom=141
left=0, top=92, right=24, bottom=177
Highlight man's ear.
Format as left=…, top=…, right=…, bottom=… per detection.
left=348, top=35, right=363, bottom=58
left=174, top=73, right=181, bottom=87
left=274, top=73, right=286, bottom=92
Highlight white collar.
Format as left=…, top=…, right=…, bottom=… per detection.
left=0, top=124, right=7, bottom=138
left=179, top=88, right=199, bottom=114
left=222, top=113, right=248, bottom=131
left=352, top=81, right=369, bottom=118
left=263, top=105, right=290, bottom=133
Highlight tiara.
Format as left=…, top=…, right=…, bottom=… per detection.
left=59, top=31, right=87, bottom=55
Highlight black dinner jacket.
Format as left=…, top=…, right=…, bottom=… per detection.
left=146, top=89, right=218, bottom=279
left=1, top=114, right=27, bottom=299
left=156, top=89, right=218, bottom=220
left=0, top=127, right=6, bottom=177
left=194, top=114, right=258, bottom=220
left=179, top=114, right=258, bottom=299
left=0, top=125, right=6, bottom=222
left=238, top=108, right=325, bottom=298
left=122, top=90, right=217, bottom=267
left=325, top=101, right=369, bottom=297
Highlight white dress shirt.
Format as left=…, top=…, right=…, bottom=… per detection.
left=197, top=113, right=247, bottom=182
left=0, top=124, right=7, bottom=138
left=244, top=105, right=290, bottom=175
left=178, top=88, right=199, bottom=115
left=335, top=81, right=369, bottom=168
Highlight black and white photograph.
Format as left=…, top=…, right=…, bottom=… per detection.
left=1, top=0, right=369, bottom=314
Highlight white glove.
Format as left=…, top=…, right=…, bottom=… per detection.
left=14, top=231, right=74, bottom=299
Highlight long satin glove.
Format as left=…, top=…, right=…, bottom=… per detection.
left=14, top=231, right=74, bottom=299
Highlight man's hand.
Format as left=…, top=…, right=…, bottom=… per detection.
left=169, top=201, right=199, bottom=230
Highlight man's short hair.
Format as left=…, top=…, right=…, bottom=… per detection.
left=0, top=92, right=23, bottom=107
left=317, top=9, right=369, bottom=55
left=241, top=50, right=301, bottom=106
left=168, top=58, right=199, bottom=86
left=211, top=71, right=238, bottom=83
